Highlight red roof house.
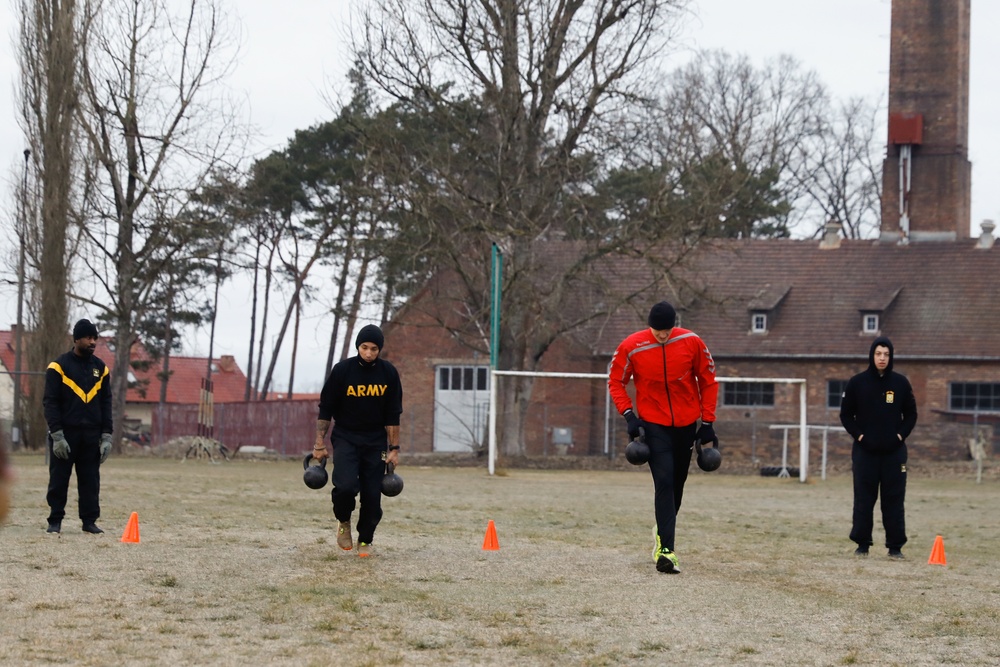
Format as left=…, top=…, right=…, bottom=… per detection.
left=0, top=328, right=249, bottom=427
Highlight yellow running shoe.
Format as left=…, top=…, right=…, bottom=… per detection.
left=652, top=525, right=681, bottom=574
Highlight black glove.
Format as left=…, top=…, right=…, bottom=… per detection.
left=696, top=422, right=716, bottom=445
left=624, top=410, right=643, bottom=440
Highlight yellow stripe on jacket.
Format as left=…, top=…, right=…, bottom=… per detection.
left=47, top=362, right=109, bottom=403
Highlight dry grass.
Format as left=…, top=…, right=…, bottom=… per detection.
left=1, top=453, right=999, bottom=666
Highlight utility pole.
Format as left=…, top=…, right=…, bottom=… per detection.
left=12, top=149, right=30, bottom=451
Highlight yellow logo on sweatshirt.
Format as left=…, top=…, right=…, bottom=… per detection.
left=347, top=384, right=388, bottom=397
left=885, top=391, right=895, bottom=404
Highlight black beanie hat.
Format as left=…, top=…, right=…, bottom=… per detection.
left=355, top=324, right=385, bottom=350
left=647, top=301, right=677, bottom=330
left=72, top=319, right=99, bottom=340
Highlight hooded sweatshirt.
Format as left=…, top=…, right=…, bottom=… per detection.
left=839, top=336, right=917, bottom=453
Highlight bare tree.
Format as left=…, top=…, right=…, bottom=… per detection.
left=73, top=0, right=243, bottom=448
left=790, top=97, right=883, bottom=239
left=256, top=218, right=334, bottom=399
left=15, top=0, right=82, bottom=449
left=657, top=51, right=882, bottom=239
left=656, top=50, right=829, bottom=238
left=355, top=0, right=696, bottom=455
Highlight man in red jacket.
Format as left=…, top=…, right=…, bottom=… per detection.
left=608, top=301, right=719, bottom=573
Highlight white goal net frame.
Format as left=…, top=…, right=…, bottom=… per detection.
left=488, top=370, right=809, bottom=481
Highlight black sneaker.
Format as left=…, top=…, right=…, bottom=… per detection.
left=854, top=546, right=869, bottom=557
left=46, top=521, right=61, bottom=534
left=888, top=549, right=904, bottom=560
left=82, top=523, right=104, bottom=534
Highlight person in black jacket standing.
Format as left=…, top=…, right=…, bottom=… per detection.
left=839, top=336, right=917, bottom=559
left=43, top=319, right=114, bottom=535
left=313, top=324, right=403, bottom=557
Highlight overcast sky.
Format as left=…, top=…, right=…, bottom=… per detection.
left=1, top=0, right=997, bottom=393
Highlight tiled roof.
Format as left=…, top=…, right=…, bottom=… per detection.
left=141, top=354, right=249, bottom=404
left=588, top=238, right=1000, bottom=361
left=0, top=330, right=249, bottom=404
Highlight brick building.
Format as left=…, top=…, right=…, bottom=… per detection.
left=387, top=224, right=999, bottom=465
left=384, top=0, right=998, bottom=467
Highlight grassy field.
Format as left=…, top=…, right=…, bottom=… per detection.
left=1, top=453, right=999, bottom=666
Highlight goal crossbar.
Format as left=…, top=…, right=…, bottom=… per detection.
left=488, top=371, right=808, bottom=481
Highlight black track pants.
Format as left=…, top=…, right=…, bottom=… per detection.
left=330, top=435, right=386, bottom=544
left=850, top=442, right=907, bottom=550
left=46, top=428, right=102, bottom=524
left=645, top=422, right=697, bottom=553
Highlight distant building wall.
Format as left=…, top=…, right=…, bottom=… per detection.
left=0, top=372, right=13, bottom=421
left=391, top=328, right=997, bottom=464
left=714, top=357, right=998, bottom=465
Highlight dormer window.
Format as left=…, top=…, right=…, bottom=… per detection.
left=858, top=287, right=900, bottom=336
left=747, top=284, right=789, bottom=336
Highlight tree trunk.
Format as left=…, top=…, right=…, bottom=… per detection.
left=287, top=297, right=300, bottom=398
left=339, top=217, right=376, bottom=360
left=23, top=0, right=79, bottom=450
left=254, top=246, right=275, bottom=397
left=326, top=216, right=358, bottom=369
left=244, top=240, right=261, bottom=400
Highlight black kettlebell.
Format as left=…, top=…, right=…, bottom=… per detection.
left=625, top=428, right=650, bottom=465
left=695, top=436, right=722, bottom=472
left=381, top=461, right=404, bottom=497
left=303, top=453, right=328, bottom=489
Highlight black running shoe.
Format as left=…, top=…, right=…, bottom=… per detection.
left=82, top=523, right=104, bottom=534
left=46, top=521, right=61, bottom=534
left=888, top=549, right=904, bottom=560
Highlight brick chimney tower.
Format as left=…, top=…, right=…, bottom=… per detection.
left=880, top=0, right=972, bottom=242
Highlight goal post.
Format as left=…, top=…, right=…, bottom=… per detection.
left=487, top=370, right=611, bottom=476
left=487, top=371, right=809, bottom=481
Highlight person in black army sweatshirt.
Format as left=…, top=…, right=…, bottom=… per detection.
left=839, top=336, right=917, bottom=559
left=43, top=319, right=114, bottom=535
left=313, top=324, right=403, bottom=557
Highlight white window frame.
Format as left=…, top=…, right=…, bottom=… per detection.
left=863, top=313, right=879, bottom=334
left=751, top=312, right=767, bottom=333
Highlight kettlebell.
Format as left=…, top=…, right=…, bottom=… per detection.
left=302, top=453, right=328, bottom=489
left=625, top=430, right=650, bottom=465
left=695, top=436, right=722, bottom=472
left=381, top=461, right=404, bottom=497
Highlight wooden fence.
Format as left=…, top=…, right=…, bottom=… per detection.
left=151, top=399, right=318, bottom=456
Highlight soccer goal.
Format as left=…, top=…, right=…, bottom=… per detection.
left=487, top=371, right=810, bottom=481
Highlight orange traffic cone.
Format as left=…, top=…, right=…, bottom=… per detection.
left=482, top=520, right=499, bottom=551
left=927, top=535, right=946, bottom=566
left=120, top=511, right=140, bottom=544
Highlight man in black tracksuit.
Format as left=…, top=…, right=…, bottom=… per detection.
left=43, top=319, right=114, bottom=535
left=839, top=336, right=917, bottom=559
left=313, top=324, right=403, bottom=557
